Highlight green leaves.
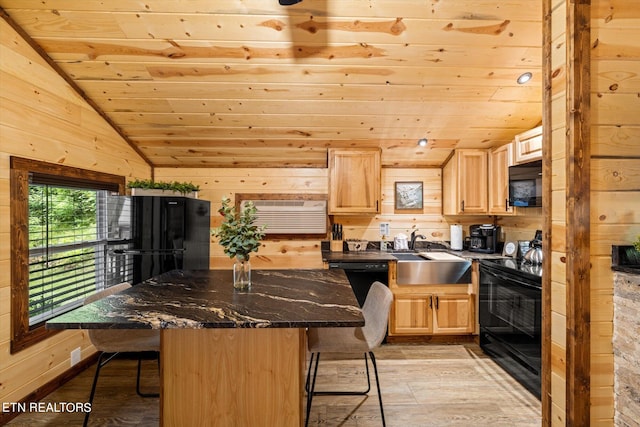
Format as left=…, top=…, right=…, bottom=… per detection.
left=127, top=179, right=199, bottom=194
left=212, top=197, right=266, bottom=259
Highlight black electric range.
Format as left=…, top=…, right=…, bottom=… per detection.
left=478, top=257, right=542, bottom=399
left=481, top=258, right=543, bottom=282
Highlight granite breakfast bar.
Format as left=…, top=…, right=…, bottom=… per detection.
left=46, top=269, right=364, bottom=427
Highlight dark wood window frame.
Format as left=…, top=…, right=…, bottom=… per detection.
left=10, top=157, right=125, bottom=353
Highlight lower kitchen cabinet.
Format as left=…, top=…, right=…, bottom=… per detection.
left=392, top=294, right=433, bottom=334
left=433, top=293, right=475, bottom=334
left=389, top=289, right=475, bottom=336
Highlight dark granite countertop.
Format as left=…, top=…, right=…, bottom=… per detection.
left=322, top=249, right=505, bottom=263
left=46, top=269, right=364, bottom=330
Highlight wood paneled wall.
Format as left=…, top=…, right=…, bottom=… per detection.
left=499, top=210, right=543, bottom=242
left=154, top=167, right=328, bottom=269
left=547, top=1, right=640, bottom=425
left=156, top=166, right=542, bottom=270
left=589, top=0, right=640, bottom=424
left=548, top=0, right=569, bottom=423
left=0, top=20, right=150, bottom=407
left=156, top=167, right=463, bottom=269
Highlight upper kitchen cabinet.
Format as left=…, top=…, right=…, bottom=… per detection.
left=513, top=125, right=543, bottom=165
left=488, top=143, right=516, bottom=215
left=328, top=148, right=381, bottom=215
left=442, top=149, right=488, bottom=215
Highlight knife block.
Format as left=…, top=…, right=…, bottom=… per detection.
left=330, top=240, right=343, bottom=252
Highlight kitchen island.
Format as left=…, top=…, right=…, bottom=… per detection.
left=46, top=269, right=364, bottom=427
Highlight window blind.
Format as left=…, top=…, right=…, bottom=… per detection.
left=28, top=184, right=107, bottom=326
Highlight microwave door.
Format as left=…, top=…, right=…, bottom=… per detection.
left=509, top=160, right=542, bottom=207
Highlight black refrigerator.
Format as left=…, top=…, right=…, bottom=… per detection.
left=105, top=196, right=210, bottom=285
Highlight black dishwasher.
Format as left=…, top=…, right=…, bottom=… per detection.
left=327, top=261, right=389, bottom=307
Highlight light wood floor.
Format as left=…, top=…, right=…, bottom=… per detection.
left=7, top=343, right=541, bottom=426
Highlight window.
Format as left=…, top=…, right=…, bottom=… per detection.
left=10, top=157, right=125, bottom=353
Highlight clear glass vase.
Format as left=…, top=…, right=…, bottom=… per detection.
left=233, top=255, right=251, bottom=290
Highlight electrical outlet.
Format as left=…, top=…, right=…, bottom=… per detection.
left=70, top=347, right=81, bottom=367
left=379, top=222, right=390, bottom=237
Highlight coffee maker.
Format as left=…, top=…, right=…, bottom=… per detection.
left=469, top=224, right=500, bottom=253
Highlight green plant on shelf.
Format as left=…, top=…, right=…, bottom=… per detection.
left=634, top=235, right=640, bottom=252
left=126, top=179, right=200, bottom=195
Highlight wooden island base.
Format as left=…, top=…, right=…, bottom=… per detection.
left=46, top=270, right=363, bottom=426
left=161, top=328, right=306, bottom=427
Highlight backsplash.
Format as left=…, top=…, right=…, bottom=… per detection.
left=498, top=210, right=543, bottom=243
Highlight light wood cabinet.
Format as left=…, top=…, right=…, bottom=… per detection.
left=328, top=148, right=381, bottom=214
left=389, top=291, right=474, bottom=336
left=388, top=262, right=475, bottom=336
left=392, top=294, right=433, bottom=334
left=432, top=293, right=475, bottom=334
left=513, top=125, right=543, bottom=164
left=442, top=149, right=488, bottom=215
left=488, top=143, right=516, bottom=215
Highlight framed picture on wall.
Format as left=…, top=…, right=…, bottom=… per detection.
left=395, top=181, right=423, bottom=210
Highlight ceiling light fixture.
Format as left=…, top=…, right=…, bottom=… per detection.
left=418, top=138, right=428, bottom=147
left=517, top=72, right=533, bottom=84
left=279, top=0, right=302, bottom=5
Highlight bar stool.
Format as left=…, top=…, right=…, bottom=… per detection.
left=83, top=283, right=160, bottom=426
left=305, top=281, right=393, bottom=426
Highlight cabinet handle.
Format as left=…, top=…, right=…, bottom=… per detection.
left=429, top=295, right=433, bottom=309
left=376, top=200, right=379, bottom=212
left=461, top=200, right=465, bottom=212
left=435, top=296, right=439, bottom=310
left=505, top=198, right=509, bottom=212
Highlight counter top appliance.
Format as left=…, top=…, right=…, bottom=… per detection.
left=469, top=224, right=500, bottom=254
left=523, top=229, right=543, bottom=265
left=509, top=160, right=543, bottom=207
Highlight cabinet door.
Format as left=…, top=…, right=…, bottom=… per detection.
left=390, top=294, right=433, bottom=335
left=457, top=150, right=488, bottom=214
left=488, top=143, right=515, bottom=215
left=328, top=148, right=381, bottom=214
left=442, top=149, right=488, bottom=215
left=433, top=294, right=474, bottom=334
left=514, top=125, right=543, bottom=164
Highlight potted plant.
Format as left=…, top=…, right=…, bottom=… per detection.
left=212, top=197, right=266, bottom=290
left=127, top=179, right=200, bottom=197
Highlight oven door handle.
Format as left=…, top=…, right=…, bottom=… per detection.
left=481, top=267, right=541, bottom=290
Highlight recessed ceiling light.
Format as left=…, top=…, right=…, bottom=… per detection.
left=517, top=72, right=533, bottom=84
left=418, top=138, right=428, bottom=147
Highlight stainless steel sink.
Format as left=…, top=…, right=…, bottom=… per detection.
left=391, top=253, right=424, bottom=261
left=392, top=252, right=471, bottom=285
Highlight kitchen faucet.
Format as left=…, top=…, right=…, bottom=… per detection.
left=409, top=230, right=426, bottom=250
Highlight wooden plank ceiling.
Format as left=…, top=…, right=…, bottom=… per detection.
left=0, top=0, right=542, bottom=168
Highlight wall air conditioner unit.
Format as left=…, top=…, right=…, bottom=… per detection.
left=241, top=200, right=327, bottom=234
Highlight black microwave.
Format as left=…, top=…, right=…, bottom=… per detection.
left=509, top=160, right=542, bottom=207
